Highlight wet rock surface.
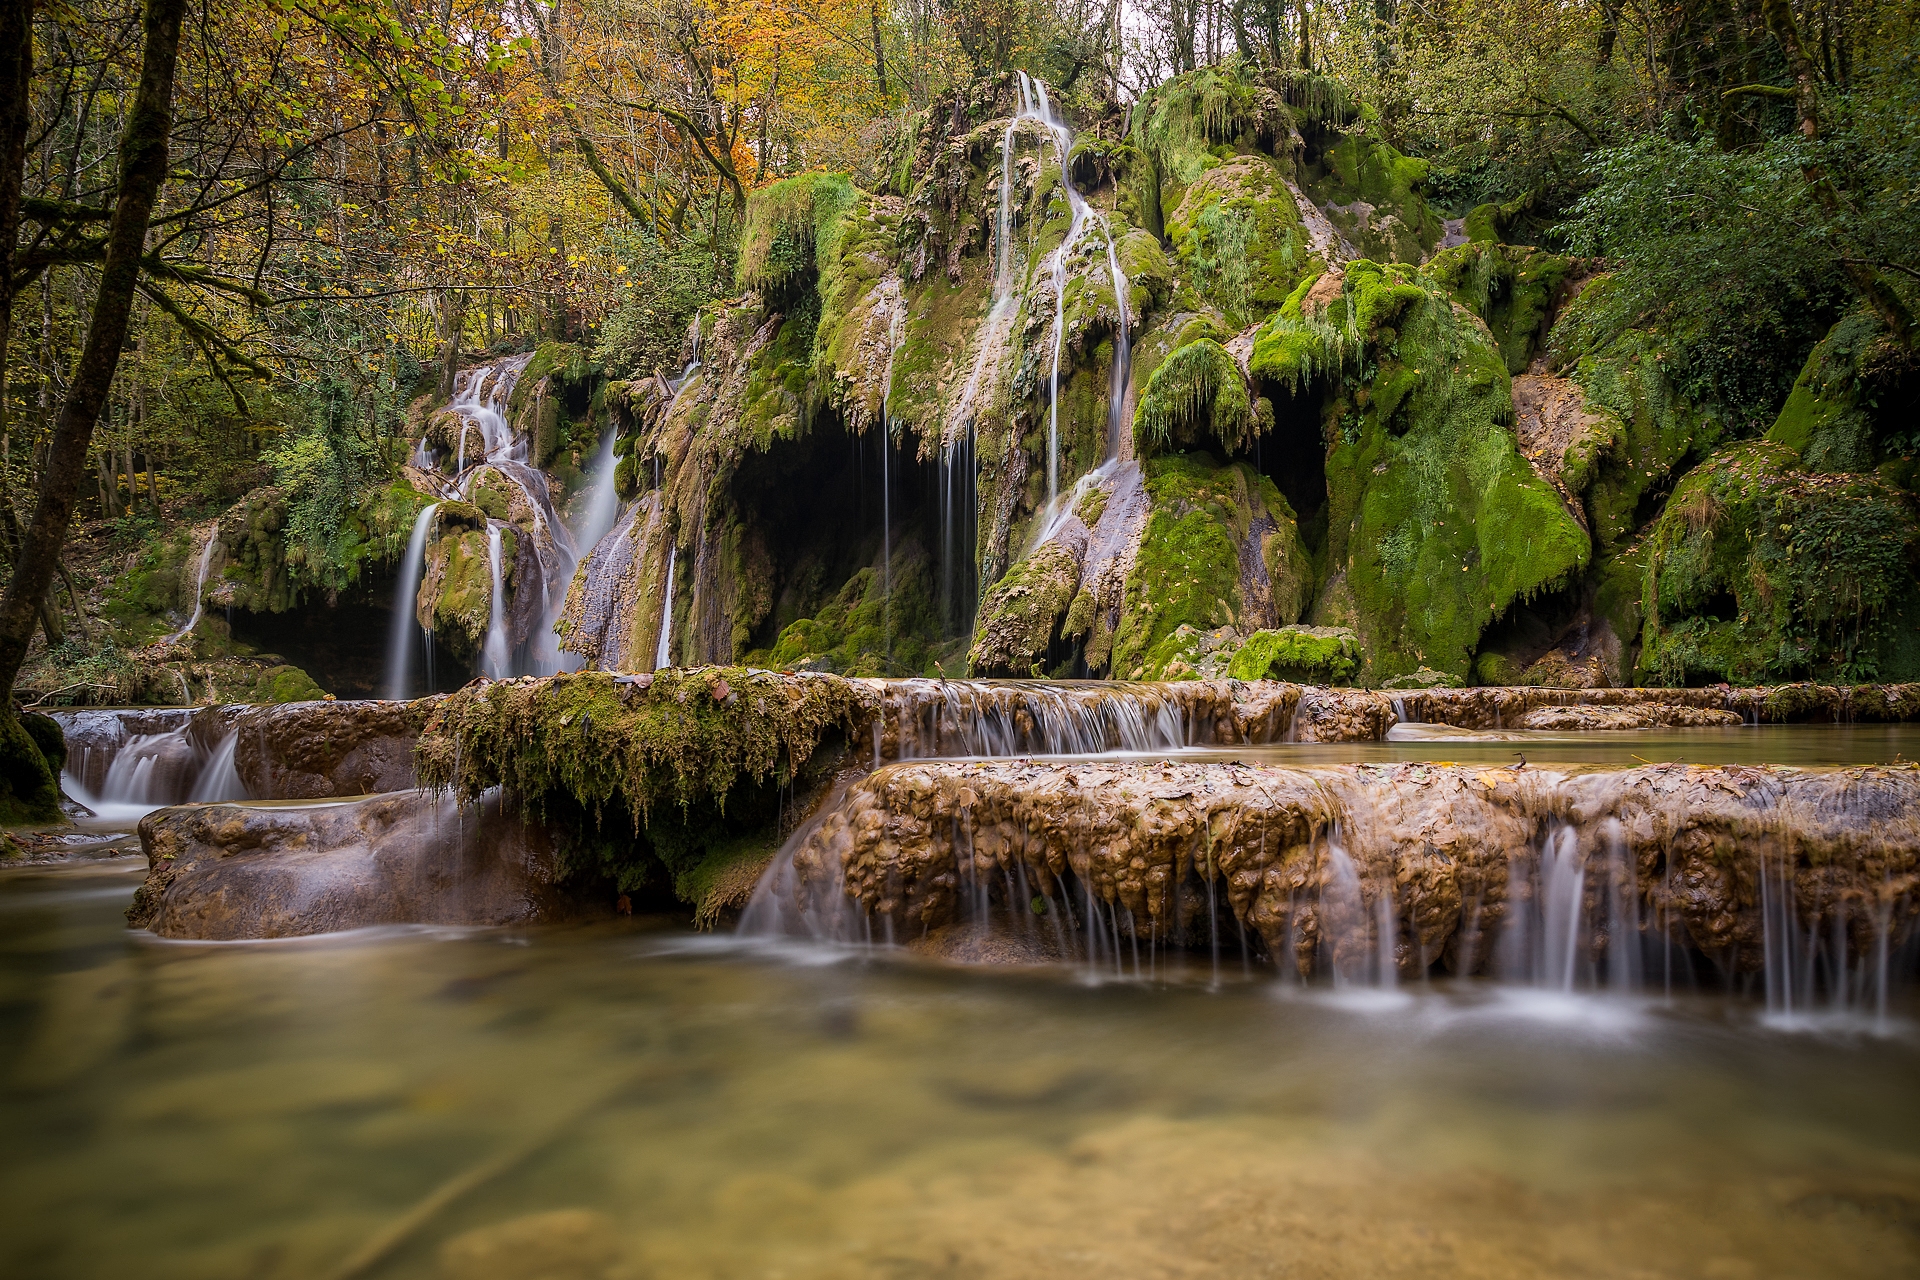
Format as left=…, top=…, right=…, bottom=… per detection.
left=229, top=698, right=436, bottom=798
left=771, top=759, right=1920, bottom=977
left=1517, top=704, right=1745, bottom=730
left=1395, top=682, right=1920, bottom=728
left=129, top=790, right=569, bottom=940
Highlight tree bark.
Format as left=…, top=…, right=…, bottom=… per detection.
left=0, top=0, right=187, bottom=706
left=0, top=0, right=35, bottom=566
left=870, top=0, right=888, bottom=98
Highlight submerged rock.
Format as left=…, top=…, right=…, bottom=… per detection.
left=766, top=759, right=1920, bottom=978
left=128, top=790, right=567, bottom=940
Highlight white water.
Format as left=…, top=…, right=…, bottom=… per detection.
left=163, top=530, right=218, bottom=644
left=54, top=710, right=248, bottom=822
left=481, top=523, right=509, bottom=678
left=573, top=431, right=621, bottom=559
left=654, top=545, right=676, bottom=671
left=383, top=503, right=439, bottom=700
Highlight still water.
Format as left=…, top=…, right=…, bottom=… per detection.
left=2, top=859, right=1917, bottom=1279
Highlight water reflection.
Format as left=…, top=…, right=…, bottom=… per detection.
left=2, top=864, right=1917, bottom=1279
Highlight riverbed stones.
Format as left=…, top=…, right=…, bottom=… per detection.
left=128, top=790, right=567, bottom=940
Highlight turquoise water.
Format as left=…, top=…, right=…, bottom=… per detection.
left=2, top=860, right=1917, bottom=1279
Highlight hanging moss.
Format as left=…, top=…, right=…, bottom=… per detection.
left=1641, top=441, right=1920, bottom=684
left=1134, top=338, right=1259, bottom=457
left=738, top=172, right=860, bottom=296
left=417, top=668, right=875, bottom=824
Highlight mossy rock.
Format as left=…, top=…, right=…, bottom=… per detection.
left=1270, top=261, right=1590, bottom=683
left=263, top=665, right=328, bottom=703
left=1109, top=453, right=1308, bottom=679
left=1639, top=440, right=1920, bottom=684
left=0, top=712, right=62, bottom=825
left=1766, top=308, right=1904, bottom=474
left=1304, top=133, right=1443, bottom=263
left=1164, top=155, right=1320, bottom=329
left=1428, top=241, right=1575, bottom=374
left=969, top=541, right=1083, bottom=676
left=1226, top=626, right=1361, bottom=684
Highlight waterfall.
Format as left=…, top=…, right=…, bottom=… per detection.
left=1020, top=73, right=1134, bottom=506
left=383, top=502, right=439, bottom=700
left=482, top=523, right=509, bottom=678
left=880, top=286, right=904, bottom=659
left=572, top=431, right=621, bottom=558
left=53, top=709, right=249, bottom=822
left=164, top=529, right=218, bottom=644
left=882, top=679, right=1193, bottom=758
left=654, top=545, right=676, bottom=671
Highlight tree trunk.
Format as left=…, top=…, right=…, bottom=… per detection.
left=0, top=0, right=187, bottom=710
left=870, top=0, right=888, bottom=98
left=0, top=0, right=34, bottom=571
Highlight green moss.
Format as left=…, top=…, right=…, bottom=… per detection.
left=1428, top=242, right=1574, bottom=374
left=0, top=712, right=61, bottom=825
left=264, top=665, right=327, bottom=703
left=1765, top=309, right=1890, bottom=473
left=1225, top=626, right=1361, bottom=683
left=1304, top=134, right=1442, bottom=263
left=1163, top=156, right=1318, bottom=327
left=1108, top=453, right=1295, bottom=679
left=746, top=537, right=940, bottom=677
left=1131, top=59, right=1295, bottom=234
left=968, top=541, right=1082, bottom=676
left=1305, top=262, right=1589, bottom=682
left=1134, top=337, right=1257, bottom=457
left=1640, top=440, right=1920, bottom=684
left=418, top=668, right=871, bottom=824
left=738, top=172, right=860, bottom=296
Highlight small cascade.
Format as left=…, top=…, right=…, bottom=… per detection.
left=654, top=543, right=677, bottom=671
left=881, top=679, right=1195, bottom=758
left=482, top=523, right=510, bottom=678
left=572, top=431, right=621, bottom=559
left=52, top=708, right=248, bottom=821
left=740, top=754, right=1918, bottom=1009
left=383, top=502, right=439, bottom=700
left=1759, top=841, right=1900, bottom=1026
left=164, top=529, right=218, bottom=644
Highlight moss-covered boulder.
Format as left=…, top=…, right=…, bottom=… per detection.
left=1766, top=309, right=1917, bottom=475
left=1428, top=242, right=1577, bottom=375
left=1641, top=441, right=1920, bottom=684
left=1253, top=260, right=1590, bottom=682
left=1226, top=626, right=1361, bottom=683
left=0, top=712, right=65, bottom=825
left=1110, top=454, right=1312, bottom=680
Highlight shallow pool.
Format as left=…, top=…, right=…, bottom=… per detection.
left=2, top=861, right=1916, bottom=1279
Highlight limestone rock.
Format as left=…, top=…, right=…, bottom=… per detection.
left=1518, top=704, right=1743, bottom=731
left=128, top=789, right=566, bottom=939
left=230, top=698, right=435, bottom=798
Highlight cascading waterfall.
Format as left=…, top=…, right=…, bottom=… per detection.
left=383, top=502, right=439, bottom=700
left=1020, top=73, right=1133, bottom=508
left=482, top=523, right=510, bottom=678
left=740, top=739, right=1917, bottom=1015
left=164, top=529, right=218, bottom=644
left=654, top=545, right=676, bottom=671
left=53, top=708, right=247, bottom=821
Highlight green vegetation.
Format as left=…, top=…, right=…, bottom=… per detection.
left=1226, top=626, right=1362, bottom=684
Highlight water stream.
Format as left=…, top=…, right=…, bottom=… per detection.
left=383, top=503, right=439, bottom=701
left=3, top=862, right=1917, bottom=1279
